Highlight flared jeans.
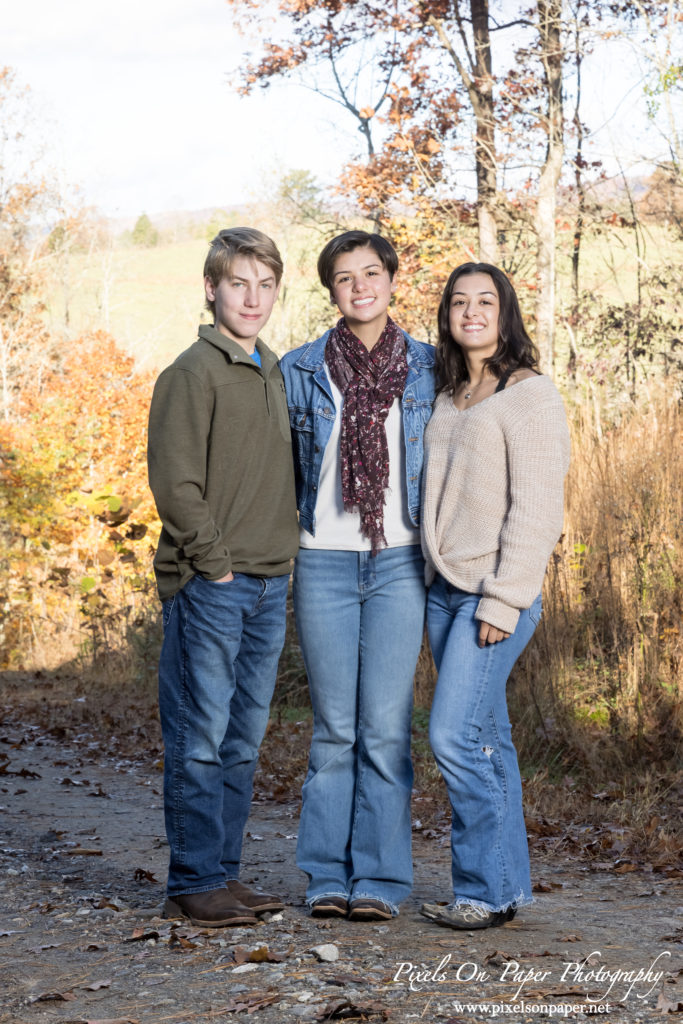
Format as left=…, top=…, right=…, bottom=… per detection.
left=293, top=544, right=427, bottom=913
left=427, top=574, right=542, bottom=912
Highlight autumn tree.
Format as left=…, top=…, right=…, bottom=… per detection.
left=227, top=1, right=525, bottom=258
left=226, top=0, right=683, bottom=371
left=422, top=1, right=499, bottom=262
left=0, top=330, right=157, bottom=668
left=227, top=2, right=576, bottom=355
left=0, top=67, right=56, bottom=419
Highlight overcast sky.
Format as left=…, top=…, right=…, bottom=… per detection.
left=2, top=0, right=350, bottom=218
left=2, top=0, right=665, bottom=221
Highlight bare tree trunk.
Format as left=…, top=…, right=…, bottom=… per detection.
left=470, top=0, right=497, bottom=263
left=535, top=0, right=564, bottom=374
left=478, top=204, right=498, bottom=263
left=570, top=2, right=585, bottom=325
left=428, top=0, right=498, bottom=262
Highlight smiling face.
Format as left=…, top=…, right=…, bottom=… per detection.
left=329, top=245, right=396, bottom=343
left=448, top=272, right=501, bottom=360
left=204, top=255, right=280, bottom=351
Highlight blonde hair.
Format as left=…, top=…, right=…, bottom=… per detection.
left=203, top=227, right=283, bottom=316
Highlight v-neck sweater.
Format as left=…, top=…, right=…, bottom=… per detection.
left=421, top=375, right=570, bottom=633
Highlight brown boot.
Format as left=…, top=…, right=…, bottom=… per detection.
left=226, top=879, right=284, bottom=913
left=310, top=895, right=349, bottom=918
left=348, top=897, right=393, bottom=921
left=164, top=888, right=257, bottom=927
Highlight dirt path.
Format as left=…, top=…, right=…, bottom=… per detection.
left=1, top=725, right=681, bottom=1024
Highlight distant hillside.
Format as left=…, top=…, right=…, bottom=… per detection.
left=106, top=205, right=248, bottom=237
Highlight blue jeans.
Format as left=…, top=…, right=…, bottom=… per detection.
left=158, top=571, right=289, bottom=897
left=293, top=545, right=426, bottom=913
left=427, top=575, right=542, bottom=913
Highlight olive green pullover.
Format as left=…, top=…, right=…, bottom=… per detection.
left=147, top=325, right=298, bottom=600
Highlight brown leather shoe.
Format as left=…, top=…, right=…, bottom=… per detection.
left=310, top=895, right=349, bottom=918
left=164, top=888, right=257, bottom=927
left=225, top=879, right=284, bottom=914
left=348, top=897, right=393, bottom=921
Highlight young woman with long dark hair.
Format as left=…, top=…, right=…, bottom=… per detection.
left=420, top=262, right=570, bottom=929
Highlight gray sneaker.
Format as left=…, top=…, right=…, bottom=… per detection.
left=420, top=901, right=516, bottom=929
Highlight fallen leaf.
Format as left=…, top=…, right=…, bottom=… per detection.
left=87, top=785, right=109, bottom=798
left=29, top=990, right=76, bottom=1003
left=483, top=950, right=516, bottom=966
left=82, top=980, right=112, bottom=991
left=65, top=848, right=103, bottom=856
left=0, top=764, right=41, bottom=779
left=233, top=944, right=287, bottom=965
left=133, top=867, right=159, bottom=883
left=656, top=992, right=683, bottom=1013
left=123, top=928, right=159, bottom=943
left=315, top=1000, right=389, bottom=1021
left=533, top=878, right=563, bottom=891
left=168, top=932, right=197, bottom=950
left=93, top=897, right=125, bottom=911
left=559, top=934, right=582, bottom=942
left=223, top=992, right=280, bottom=1013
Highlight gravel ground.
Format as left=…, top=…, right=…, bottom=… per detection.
left=1, top=725, right=682, bottom=1024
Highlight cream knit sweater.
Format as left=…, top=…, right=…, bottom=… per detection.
left=421, top=375, right=570, bottom=634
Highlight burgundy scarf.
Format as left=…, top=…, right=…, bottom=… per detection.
left=326, top=316, right=408, bottom=555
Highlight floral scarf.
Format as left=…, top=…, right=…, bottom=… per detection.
left=326, top=316, right=408, bottom=555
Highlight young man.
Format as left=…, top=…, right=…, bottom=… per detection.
left=147, top=227, right=298, bottom=927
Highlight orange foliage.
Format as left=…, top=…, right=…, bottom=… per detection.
left=0, top=332, right=158, bottom=668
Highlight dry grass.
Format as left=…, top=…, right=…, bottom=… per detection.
left=515, top=386, right=682, bottom=774
left=2, top=383, right=681, bottom=847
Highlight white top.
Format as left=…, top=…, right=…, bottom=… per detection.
left=299, top=374, right=420, bottom=551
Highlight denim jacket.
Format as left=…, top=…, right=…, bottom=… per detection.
left=279, top=329, right=436, bottom=535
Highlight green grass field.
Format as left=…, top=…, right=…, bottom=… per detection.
left=43, top=218, right=683, bottom=376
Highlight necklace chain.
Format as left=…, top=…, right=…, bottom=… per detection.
left=463, top=377, right=487, bottom=400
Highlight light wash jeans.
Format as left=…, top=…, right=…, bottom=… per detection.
left=293, top=544, right=427, bottom=913
left=427, top=574, right=542, bottom=913
left=158, top=571, right=289, bottom=897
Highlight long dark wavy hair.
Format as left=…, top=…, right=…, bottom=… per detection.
left=435, top=262, right=540, bottom=394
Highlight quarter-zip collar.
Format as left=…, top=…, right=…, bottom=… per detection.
left=198, top=324, right=279, bottom=376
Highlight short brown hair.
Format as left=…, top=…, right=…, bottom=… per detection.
left=317, top=231, right=399, bottom=293
left=204, top=227, right=283, bottom=316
